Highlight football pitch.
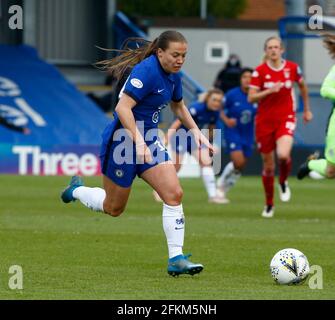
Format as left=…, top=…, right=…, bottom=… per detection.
left=0, top=175, right=334, bottom=300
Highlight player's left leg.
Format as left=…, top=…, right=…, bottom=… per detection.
left=216, top=150, right=246, bottom=200
left=276, top=135, right=294, bottom=202
left=140, top=161, right=203, bottom=276
left=192, top=148, right=228, bottom=204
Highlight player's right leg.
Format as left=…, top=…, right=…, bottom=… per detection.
left=61, top=131, right=134, bottom=215
left=61, top=174, right=132, bottom=216
left=261, top=151, right=275, bottom=218
left=256, top=119, right=278, bottom=217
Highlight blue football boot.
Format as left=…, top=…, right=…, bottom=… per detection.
left=61, top=176, right=84, bottom=203
left=167, top=254, right=204, bottom=277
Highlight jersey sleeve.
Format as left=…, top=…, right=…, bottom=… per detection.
left=249, top=67, right=262, bottom=89
left=295, top=63, right=304, bottom=83
left=122, top=64, right=156, bottom=102
left=320, top=65, right=335, bottom=100
left=172, top=73, right=183, bottom=102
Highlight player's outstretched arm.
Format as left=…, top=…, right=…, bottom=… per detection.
left=248, top=83, right=281, bottom=103
left=220, top=110, right=237, bottom=128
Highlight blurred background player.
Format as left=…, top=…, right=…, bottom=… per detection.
left=213, top=54, right=243, bottom=93
left=297, top=33, right=335, bottom=181
left=61, top=31, right=214, bottom=276
left=248, top=36, right=313, bottom=218
left=216, top=68, right=256, bottom=202
left=157, top=88, right=226, bottom=204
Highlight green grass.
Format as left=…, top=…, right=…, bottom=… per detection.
left=0, top=175, right=334, bottom=300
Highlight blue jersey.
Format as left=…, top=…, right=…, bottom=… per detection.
left=223, top=87, right=257, bottom=157
left=181, top=101, right=221, bottom=130
left=100, top=54, right=183, bottom=188
left=224, top=87, right=256, bottom=145
left=172, top=101, right=220, bottom=154
left=121, top=54, right=182, bottom=129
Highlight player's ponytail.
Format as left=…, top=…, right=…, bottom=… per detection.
left=321, top=33, right=335, bottom=59
left=96, top=30, right=187, bottom=80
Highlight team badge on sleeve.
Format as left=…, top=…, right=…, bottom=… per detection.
left=252, top=70, right=259, bottom=78
left=189, top=107, right=197, bottom=116
left=130, top=78, right=143, bottom=89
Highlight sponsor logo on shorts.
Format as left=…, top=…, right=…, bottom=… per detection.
left=115, top=169, right=124, bottom=178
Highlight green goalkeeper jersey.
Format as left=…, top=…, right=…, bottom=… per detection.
left=321, top=65, right=335, bottom=102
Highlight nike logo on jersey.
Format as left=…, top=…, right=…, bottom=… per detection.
left=158, top=89, right=165, bottom=93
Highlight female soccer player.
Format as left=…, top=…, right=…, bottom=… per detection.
left=159, top=88, right=225, bottom=204
left=216, top=68, right=256, bottom=202
left=297, top=33, right=335, bottom=180
left=248, top=36, right=313, bottom=218
left=61, top=31, right=213, bottom=276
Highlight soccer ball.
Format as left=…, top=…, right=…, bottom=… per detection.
left=270, top=248, right=310, bottom=285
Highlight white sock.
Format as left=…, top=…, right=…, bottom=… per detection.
left=217, top=162, right=241, bottom=193
left=162, top=203, right=184, bottom=259
left=73, top=186, right=106, bottom=212
left=201, top=166, right=216, bottom=198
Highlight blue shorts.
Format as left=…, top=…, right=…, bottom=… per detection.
left=100, top=121, right=170, bottom=188
left=225, top=130, right=253, bottom=158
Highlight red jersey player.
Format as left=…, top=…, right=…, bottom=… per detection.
left=248, top=36, right=313, bottom=218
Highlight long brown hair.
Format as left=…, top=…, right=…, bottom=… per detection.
left=96, top=30, right=187, bottom=80
left=322, top=33, right=335, bottom=59
left=198, top=88, right=224, bottom=103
